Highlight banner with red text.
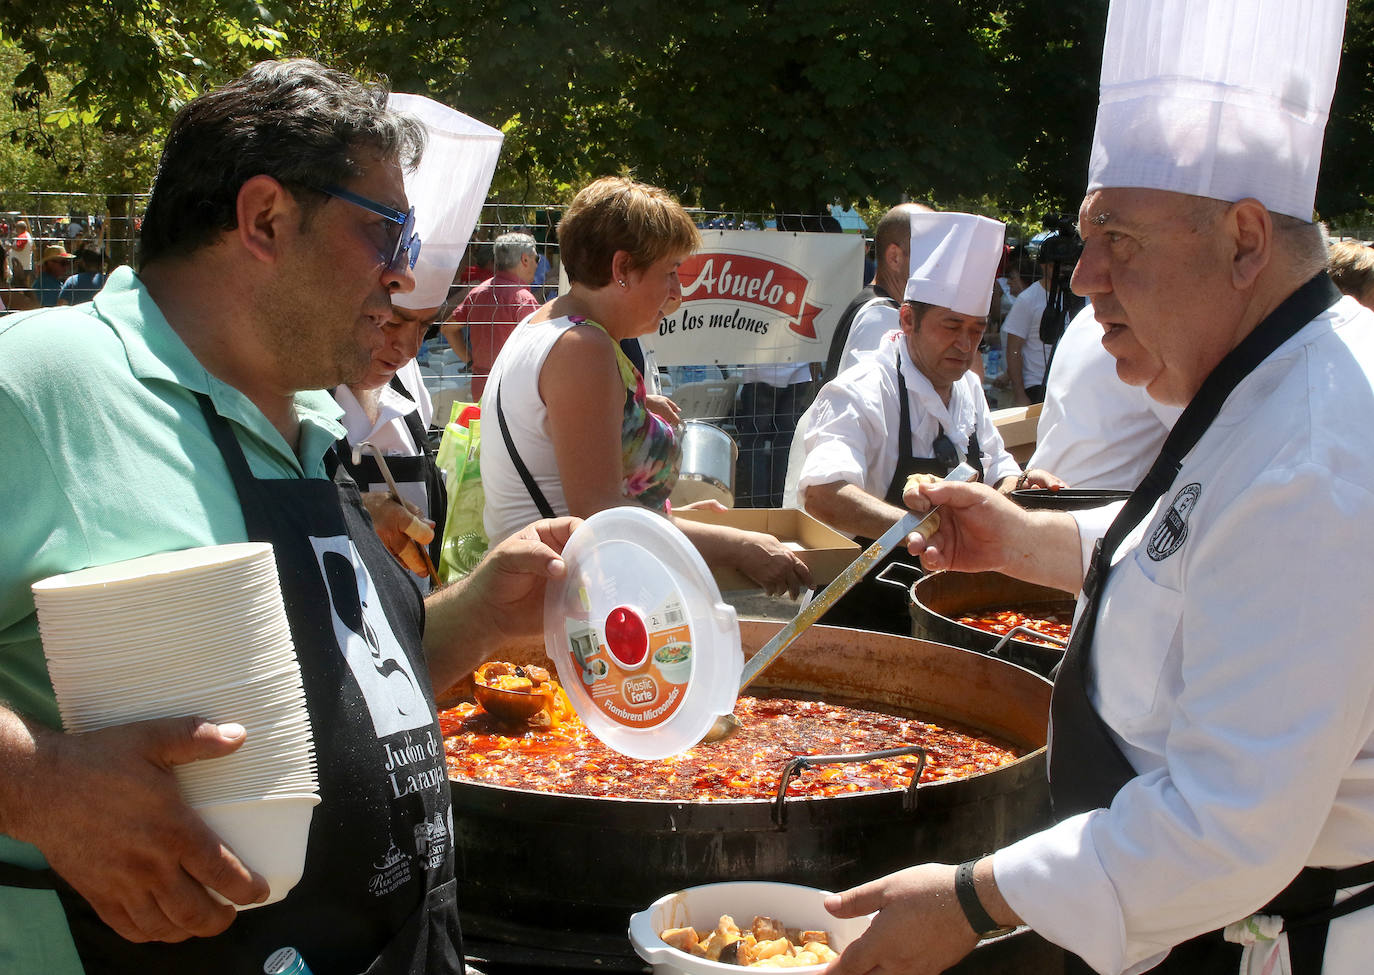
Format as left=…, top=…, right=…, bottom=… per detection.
left=640, top=230, right=863, bottom=367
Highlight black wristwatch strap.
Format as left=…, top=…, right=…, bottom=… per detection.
left=955, top=858, right=1002, bottom=938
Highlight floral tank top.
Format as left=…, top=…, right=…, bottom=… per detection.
left=576, top=317, right=680, bottom=512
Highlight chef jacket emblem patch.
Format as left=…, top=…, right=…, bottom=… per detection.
left=1148, top=483, right=1201, bottom=561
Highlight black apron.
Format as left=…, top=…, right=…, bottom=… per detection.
left=336, top=375, right=448, bottom=568
left=3, top=395, right=463, bottom=974
left=1051, top=274, right=1374, bottom=974
left=819, top=350, right=984, bottom=634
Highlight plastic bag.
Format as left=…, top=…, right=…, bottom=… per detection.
left=435, top=401, right=488, bottom=582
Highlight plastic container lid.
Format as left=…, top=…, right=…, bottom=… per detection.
left=544, top=507, right=741, bottom=760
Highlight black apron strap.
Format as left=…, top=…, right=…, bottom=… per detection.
left=0, top=861, right=60, bottom=890
left=893, top=347, right=916, bottom=475
left=967, top=426, right=984, bottom=482
left=495, top=380, right=556, bottom=519
left=386, top=375, right=439, bottom=455
left=821, top=285, right=898, bottom=384
left=198, top=392, right=258, bottom=488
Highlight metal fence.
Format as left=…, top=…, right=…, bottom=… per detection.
left=0, top=192, right=831, bottom=508
left=0, top=191, right=145, bottom=310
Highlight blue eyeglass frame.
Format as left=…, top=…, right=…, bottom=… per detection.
left=319, top=183, right=422, bottom=271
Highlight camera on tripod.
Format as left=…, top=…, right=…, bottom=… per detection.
left=1030, top=213, right=1084, bottom=268
left=1027, top=213, right=1086, bottom=352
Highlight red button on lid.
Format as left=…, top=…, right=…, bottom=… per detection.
left=604, top=606, right=648, bottom=667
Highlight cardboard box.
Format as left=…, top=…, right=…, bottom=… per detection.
left=992, top=403, right=1042, bottom=466
left=673, top=507, right=860, bottom=591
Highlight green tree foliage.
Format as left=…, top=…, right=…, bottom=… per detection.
left=0, top=0, right=287, bottom=194
left=313, top=0, right=1109, bottom=217
left=400, top=0, right=1035, bottom=212
left=4, top=0, right=1374, bottom=224
left=1319, top=0, right=1374, bottom=222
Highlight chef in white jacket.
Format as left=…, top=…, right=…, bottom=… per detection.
left=1027, top=303, right=1182, bottom=491
left=824, top=2, right=1374, bottom=974
left=798, top=211, right=1057, bottom=633
left=333, top=94, right=502, bottom=575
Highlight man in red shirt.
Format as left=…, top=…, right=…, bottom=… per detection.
left=441, top=232, right=539, bottom=398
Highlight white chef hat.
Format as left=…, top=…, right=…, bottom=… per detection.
left=903, top=211, right=1006, bottom=317
left=387, top=94, right=504, bottom=311
left=1087, top=0, right=1347, bottom=221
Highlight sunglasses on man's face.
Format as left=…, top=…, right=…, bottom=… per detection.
left=320, top=184, right=422, bottom=272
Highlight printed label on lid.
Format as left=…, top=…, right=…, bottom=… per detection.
left=565, top=595, right=692, bottom=729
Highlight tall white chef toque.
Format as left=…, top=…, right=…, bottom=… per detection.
left=1087, top=0, right=1347, bottom=221
left=903, top=211, right=1006, bottom=317
left=388, top=93, right=504, bottom=311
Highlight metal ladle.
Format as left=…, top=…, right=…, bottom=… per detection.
left=700, top=462, right=979, bottom=743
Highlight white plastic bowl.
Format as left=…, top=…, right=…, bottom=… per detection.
left=196, top=794, right=319, bottom=909
left=628, top=881, right=873, bottom=974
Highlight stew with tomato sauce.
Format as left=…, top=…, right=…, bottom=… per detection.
left=956, top=609, right=1073, bottom=647
left=441, top=695, right=1022, bottom=800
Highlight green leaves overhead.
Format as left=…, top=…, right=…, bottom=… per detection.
left=4, top=0, right=1374, bottom=221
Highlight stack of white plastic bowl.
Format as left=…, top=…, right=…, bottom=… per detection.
left=32, top=542, right=319, bottom=908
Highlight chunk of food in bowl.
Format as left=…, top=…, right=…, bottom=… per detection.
left=659, top=914, right=837, bottom=968
left=471, top=661, right=573, bottom=726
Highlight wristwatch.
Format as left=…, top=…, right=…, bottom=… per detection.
left=955, top=858, right=1005, bottom=939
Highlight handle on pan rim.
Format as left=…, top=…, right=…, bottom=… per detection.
left=988, top=623, right=1069, bottom=659
left=874, top=559, right=925, bottom=592
left=771, top=746, right=927, bottom=826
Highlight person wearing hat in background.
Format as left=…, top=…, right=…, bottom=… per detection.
left=824, top=2, right=1374, bottom=973
left=334, top=93, right=504, bottom=582
left=34, top=244, right=75, bottom=307
left=797, top=211, right=1062, bottom=635
left=0, top=59, right=577, bottom=974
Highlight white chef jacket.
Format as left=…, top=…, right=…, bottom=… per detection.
left=332, top=360, right=435, bottom=516
left=1002, top=279, right=1051, bottom=388
left=798, top=330, right=1020, bottom=528
left=1028, top=305, right=1182, bottom=490
left=995, top=296, right=1374, bottom=975
left=836, top=297, right=901, bottom=376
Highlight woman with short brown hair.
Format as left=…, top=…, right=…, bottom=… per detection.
left=482, top=177, right=811, bottom=596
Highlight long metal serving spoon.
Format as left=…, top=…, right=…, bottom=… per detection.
left=700, top=462, right=979, bottom=743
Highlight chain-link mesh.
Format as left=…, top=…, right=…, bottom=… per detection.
left=0, top=191, right=145, bottom=310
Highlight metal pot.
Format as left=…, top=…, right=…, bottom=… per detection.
left=905, top=570, right=1076, bottom=678
left=448, top=621, right=1055, bottom=967
left=669, top=420, right=737, bottom=508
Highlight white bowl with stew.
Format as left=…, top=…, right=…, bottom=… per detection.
left=628, top=880, right=873, bottom=973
